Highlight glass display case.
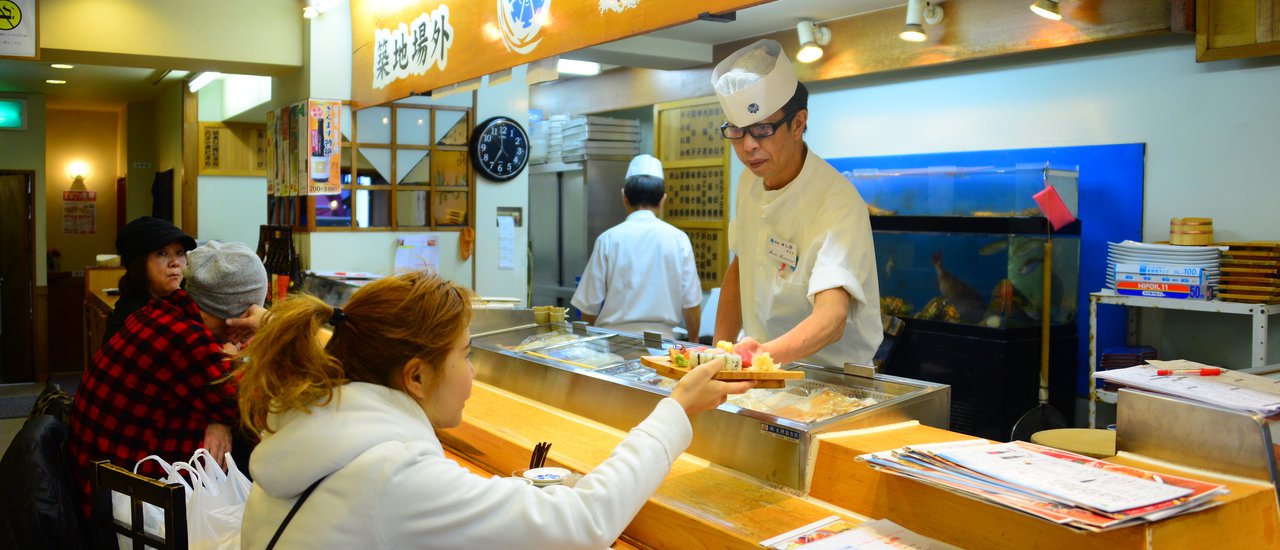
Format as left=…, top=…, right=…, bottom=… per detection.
left=469, top=315, right=950, bottom=492
left=846, top=163, right=1081, bottom=441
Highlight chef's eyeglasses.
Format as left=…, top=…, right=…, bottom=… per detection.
left=720, top=110, right=798, bottom=140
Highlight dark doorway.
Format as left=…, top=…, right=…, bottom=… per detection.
left=0, top=172, right=35, bottom=383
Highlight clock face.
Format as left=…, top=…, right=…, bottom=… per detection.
left=469, top=116, right=529, bottom=182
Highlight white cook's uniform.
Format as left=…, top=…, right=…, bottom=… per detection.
left=728, top=147, right=882, bottom=367
left=571, top=210, right=702, bottom=338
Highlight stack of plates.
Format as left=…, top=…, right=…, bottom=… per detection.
left=1106, top=240, right=1222, bottom=293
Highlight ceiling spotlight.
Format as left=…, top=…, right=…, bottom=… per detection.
left=796, top=21, right=831, bottom=63
left=901, top=0, right=944, bottom=42
left=303, top=6, right=319, bottom=19
left=1031, top=0, right=1062, bottom=21
left=51, top=63, right=74, bottom=69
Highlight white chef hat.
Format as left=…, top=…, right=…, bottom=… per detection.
left=625, top=154, right=664, bottom=181
left=711, top=39, right=798, bottom=127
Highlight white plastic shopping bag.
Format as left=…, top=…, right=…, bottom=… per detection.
left=185, top=449, right=249, bottom=550
left=114, top=455, right=194, bottom=547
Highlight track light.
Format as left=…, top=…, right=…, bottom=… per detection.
left=796, top=21, right=831, bottom=63
left=1031, top=0, right=1062, bottom=21
left=901, top=0, right=944, bottom=42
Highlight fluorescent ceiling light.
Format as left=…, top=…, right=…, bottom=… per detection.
left=189, top=72, right=223, bottom=92
left=46, top=79, right=66, bottom=84
left=51, top=63, right=74, bottom=69
left=557, top=59, right=601, bottom=76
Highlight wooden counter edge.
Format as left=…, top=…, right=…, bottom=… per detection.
left=809, top=423, right=1280, bottom=549
left=441, top=382, right=867, bottom=550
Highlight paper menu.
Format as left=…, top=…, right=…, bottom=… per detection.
left=1095, top=361, right=1280, bottom=415
left=761, top=517, right=959, bottom=550
left=936, top=442, right=1192, bottom=513
left=497, top=215, right=515, bottom=270
left=394, top=234, right=440, bottom=274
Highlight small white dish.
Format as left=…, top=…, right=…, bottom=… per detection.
left=522, top=467, right=570, bottom=485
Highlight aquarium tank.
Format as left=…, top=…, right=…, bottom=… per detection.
left=844, top=163, right=1081, bottom=441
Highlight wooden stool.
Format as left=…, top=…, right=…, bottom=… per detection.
left=1030, top=428, right=1117, bottom=459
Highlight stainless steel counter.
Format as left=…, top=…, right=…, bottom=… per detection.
left=469, top=312, right=950, bottom=492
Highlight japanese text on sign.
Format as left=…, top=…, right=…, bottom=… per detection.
left=374, top=5, right=454, bottom=90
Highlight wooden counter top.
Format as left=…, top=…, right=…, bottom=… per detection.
left=441, top=382, right=864, bottom=549
left=448, top=384, right=1280, bottom=549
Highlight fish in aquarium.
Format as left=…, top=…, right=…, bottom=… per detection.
left=932, top=251, right=984, bottom=321
left=918, top=296, right=961, bottom=323
left=1018, top=257, right=1044, bottom=275
left=983, top=279, right=1032, bottom=327
left=1012, top=238, right=1046, bottom=257
left=880, top=295, right=913, bottom=317
left=883, top=255, right=895, bottom=279
left=1022, top=273, right=1066, bottom=322
left=977, top=239, right=1008, bottom=256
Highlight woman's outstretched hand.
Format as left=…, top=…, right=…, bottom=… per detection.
left=670, top=358, right=756, bottom=416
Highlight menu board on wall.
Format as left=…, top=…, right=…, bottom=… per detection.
left=349, top=0, right=764, bottom=107
left=62, top=190, right=96, bottom=235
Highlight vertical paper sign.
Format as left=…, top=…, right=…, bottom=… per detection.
left=497, top=215, right=515, bottom=270
left=0, top=0, right=37, bottom=59
left=308, top=100, right=342, bottom=195
left=63, top=190, right=96, bottom=235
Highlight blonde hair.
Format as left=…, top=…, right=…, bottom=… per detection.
left=239, top=271, right=472, bottom=434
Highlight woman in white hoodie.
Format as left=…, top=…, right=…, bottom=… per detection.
left=237, top=271, right=752, bottom=549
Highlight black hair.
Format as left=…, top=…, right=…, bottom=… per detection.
left=781, top=81, right=810, bottom=133
left=117, top=255, right=151, bottom=299
left=623, top=175, right=665, bottom=208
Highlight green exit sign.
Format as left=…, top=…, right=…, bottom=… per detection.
left=0, top=99, right=27, bottom=130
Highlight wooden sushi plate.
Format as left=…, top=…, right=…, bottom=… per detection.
left=639, top=356, right=803, bottom=389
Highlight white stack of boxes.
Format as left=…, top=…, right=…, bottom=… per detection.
left=529, top=119, right=550, bottom=165
left=561, top=116, right=641, bottom=162
left=545, top=114, right=568, bottom=164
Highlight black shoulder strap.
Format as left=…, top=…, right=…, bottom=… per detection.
left=265, top=475, right=328, bottom=550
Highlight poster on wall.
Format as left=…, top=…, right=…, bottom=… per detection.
left=307, top=100, right=341, bottom=195
left=63, top=190, right=96, bottom=235
left=0, top=0, right=37, bottom=60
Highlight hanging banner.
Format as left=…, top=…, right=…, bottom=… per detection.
left=0, top=0, right=37, bottom=60
left=63, top=190, right=96, bottom=235
left=350, top=0, right=766, bottom=108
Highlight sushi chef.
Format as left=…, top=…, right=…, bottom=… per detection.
left=571, top=154, right=703, bottom=339
left=710, top=39, right=882, bottom=367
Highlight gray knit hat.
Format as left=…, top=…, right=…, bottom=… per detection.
left=184, top=240, right=268, bottom=320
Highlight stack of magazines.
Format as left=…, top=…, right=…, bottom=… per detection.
left=859, top=440, right=1227, bottom=531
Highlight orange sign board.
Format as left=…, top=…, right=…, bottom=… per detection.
left=350, top=0, right=767, bottom=108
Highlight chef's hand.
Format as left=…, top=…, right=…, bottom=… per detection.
left=225, top=304, right=268, bottom=346
left=733, top=337, right=763, bottom=358
left=671, top=358, right=756, bottom=416
left=203, top=423, right=232, bottom=469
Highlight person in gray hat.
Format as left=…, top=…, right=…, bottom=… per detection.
left=68, top=240, right=268, bottom=519
left=103, top=216, right=198, bottom=343
left=710, top=39, right=882, bottom=369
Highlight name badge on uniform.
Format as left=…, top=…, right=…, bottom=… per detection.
left=766, top=235, right=798, bottom=272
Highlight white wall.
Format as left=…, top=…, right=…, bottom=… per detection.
left=781, top=35, right=1280, bottom=369
left=474, top=66, right=531, bottom=302
left=802, top=35, right=1280, bottom=242
left=196, top=175, right=267, bottom=246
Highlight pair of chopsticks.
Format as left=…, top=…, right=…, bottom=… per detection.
left=529, top=441, right=551, bottom=470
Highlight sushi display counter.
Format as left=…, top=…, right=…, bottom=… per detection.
left=466, top=311, right=951, bottom=492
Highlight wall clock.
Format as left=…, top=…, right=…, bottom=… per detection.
left=469, top=116, right=529, bottom=182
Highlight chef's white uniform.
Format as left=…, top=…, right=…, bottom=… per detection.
left=571, top=210, right=702, bottom=338
left=728, top=147, right=883, bottom=366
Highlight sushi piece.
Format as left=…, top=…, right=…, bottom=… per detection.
left=691, top=349, right=742, bottom=371
left=751, top=352, right=776, bottom=371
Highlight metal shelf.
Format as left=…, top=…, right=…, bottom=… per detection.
left=1088, top=290, right=1280, bottom=427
